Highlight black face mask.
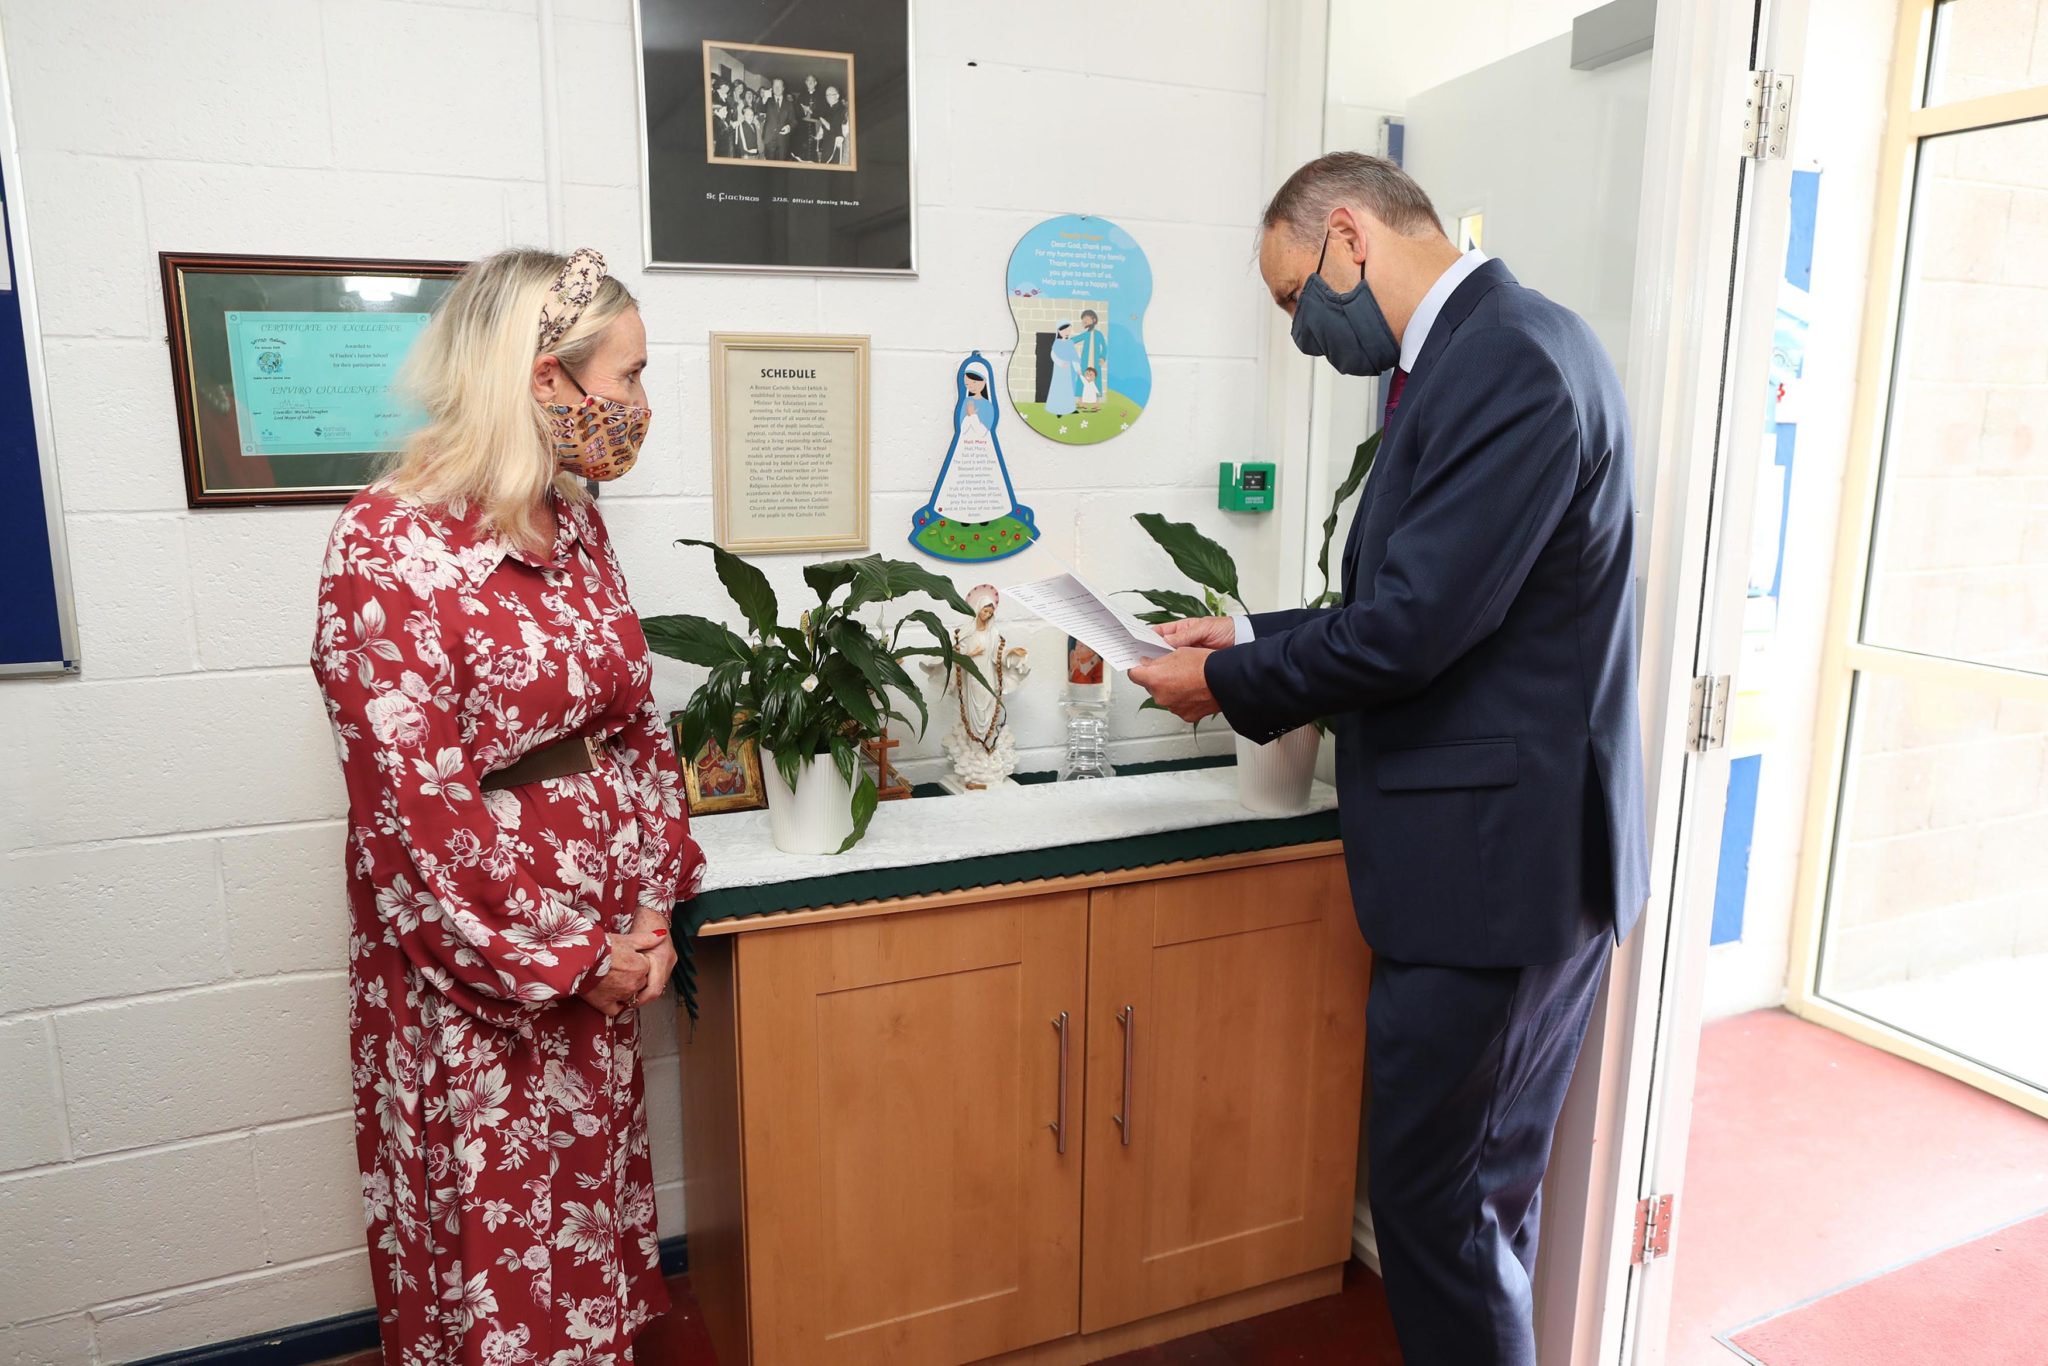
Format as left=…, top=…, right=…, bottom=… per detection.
left=1289, top=226, right=1401, bottom=376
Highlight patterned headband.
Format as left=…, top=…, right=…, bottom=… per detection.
left=537, top=247, right=608, bottom=353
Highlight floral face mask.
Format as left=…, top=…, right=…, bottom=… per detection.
left=546, top=365, right=651, bottom=482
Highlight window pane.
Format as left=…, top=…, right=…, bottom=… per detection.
left=1820, top=672, right=2048, bottom=1089
left=1924, top=0, right=2048, bottom=105
left=1862, top=117, right=2048, bottom=675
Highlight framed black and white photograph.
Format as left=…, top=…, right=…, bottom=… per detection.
left=704, top=42, right=857, bottom=172
left=635, top=0, right=914, bottom=274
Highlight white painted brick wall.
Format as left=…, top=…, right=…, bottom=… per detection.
left=0, top=0, right=1279, bottom=1358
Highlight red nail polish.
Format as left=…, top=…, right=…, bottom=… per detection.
left=654, top=928, right=668, bottom=937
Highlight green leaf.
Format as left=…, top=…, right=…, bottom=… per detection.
left=1138, top=697, right=1167, bottom=713
left=826, top=619, right=930, bottom=736
left=676, top=538, right=779, bottom=641
left=773, top=626, right=810, bottom=660
left=1316, top=431, right=1381, bottom=605
left=835, top=771, right=880, bottom=853
left=827, top=735, right=860, bottom=788
left=802, top=559, right=865, bottom=604
left=1132, top=610, right=1179, bottom=626
left=676, top=703, right=710, bottom=763
left=1121, top=588, right=1208, bottom=621
left=639, top=614, right=752, bottom=669
left=820, top=656, right=883, bottom=733
left=894, top=643, right=990, bottom=697
left=808, top=555, right=893, bottom=610
left=891, top=607, right=954, bottom=653
left=1132, top=513, right=1244, bottom=611
left=891, top=609, right=992, bottom=695
left=883, top=559, right=974, bottom=615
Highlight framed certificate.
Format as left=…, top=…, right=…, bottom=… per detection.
left=635, top=0, right=915, bottom=274
left=160, top=252, right=462, bottom=508
left=711, top=332, right=869, bottom=553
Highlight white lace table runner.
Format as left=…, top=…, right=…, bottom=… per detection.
left=693, top=766, right=1339, bottom=893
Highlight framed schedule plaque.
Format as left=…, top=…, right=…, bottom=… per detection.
left=160, top=252, right=461, bottom=508
left=710, top=332, right=869, bottom=553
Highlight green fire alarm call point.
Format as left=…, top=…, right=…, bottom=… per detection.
left=1218, top=461, right=1276, bottom=512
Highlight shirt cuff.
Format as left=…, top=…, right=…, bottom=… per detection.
left=1232, top=614, right=1254, bottom=646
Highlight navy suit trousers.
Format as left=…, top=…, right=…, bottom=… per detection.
left=1365, top=930, right=1611, bottom=1366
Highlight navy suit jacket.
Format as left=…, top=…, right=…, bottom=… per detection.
left=1209, top=260, right=1649, bottom=966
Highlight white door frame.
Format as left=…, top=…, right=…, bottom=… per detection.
left=1544, top=0, right=1815, bottom=1361
left=1263, top=0, right=1809, bottom=1360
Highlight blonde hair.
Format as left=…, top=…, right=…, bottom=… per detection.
left=386, top=248, right=638, bottom=553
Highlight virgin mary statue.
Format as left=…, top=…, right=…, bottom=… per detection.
left=911, top=352, right=1037, bottom=562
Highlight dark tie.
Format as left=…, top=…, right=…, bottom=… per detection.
left=1384, top=368, right=1409, bottom=427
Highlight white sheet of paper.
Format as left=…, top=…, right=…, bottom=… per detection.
left=1006, top=573, right=1173, bottom=671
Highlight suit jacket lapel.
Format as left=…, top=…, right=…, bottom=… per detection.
left=1338, top=259, right=1518, bottom=601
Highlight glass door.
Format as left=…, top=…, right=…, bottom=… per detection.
left=1791, top=0, right=2048, bottom=1112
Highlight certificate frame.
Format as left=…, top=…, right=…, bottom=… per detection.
left=634, top=0, right=916, bottom=275
left=710, top=332, right=870, bottom=554
left=160, top=252, right=463, bottom=508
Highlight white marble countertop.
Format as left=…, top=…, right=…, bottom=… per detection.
left=692, top=766, right=1339, bottom=894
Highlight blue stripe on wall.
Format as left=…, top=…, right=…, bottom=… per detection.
left=1712, top=754, right=1763, bottom=946
left=1784, top=168, right=1820, bottom=292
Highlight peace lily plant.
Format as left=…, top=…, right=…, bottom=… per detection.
left=1126, top=432, right=1381, bottom=809
left=641, top=540, right=988, bottom=854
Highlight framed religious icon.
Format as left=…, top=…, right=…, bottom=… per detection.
left=672, top=713, right=768, bottom=816
left=160, top=252, right=462, bottom=508
left=710, top=332, right=869, bottom=553
left=633, top=0, right=914, bottom=273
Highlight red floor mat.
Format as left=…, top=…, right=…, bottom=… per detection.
left=1726, top=1209, right=2048, bottom=1365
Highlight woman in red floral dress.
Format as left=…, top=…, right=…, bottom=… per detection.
left=312, top=248, right=704, bottom=1366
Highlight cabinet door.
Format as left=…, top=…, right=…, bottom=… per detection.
left=1080, top=856, right=1369, bottom=1333
left=737, top=892, right=1088, bottom=1366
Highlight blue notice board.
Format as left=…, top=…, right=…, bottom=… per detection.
left=0, top=150, right=76, bottom=674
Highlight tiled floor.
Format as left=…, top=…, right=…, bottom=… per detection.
left=1665, top=1009, right=2048, bottom=1364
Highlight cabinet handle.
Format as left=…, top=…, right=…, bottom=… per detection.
left=1050, top=1011, right=1070, bottom=1156
left=1114, top=1004, right=1135, bottom=1147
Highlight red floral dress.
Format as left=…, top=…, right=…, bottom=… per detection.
left=311, top=486, right=704, bottom=1366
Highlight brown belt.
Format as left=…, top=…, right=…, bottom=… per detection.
left=479, top=735, right=603, bottom=792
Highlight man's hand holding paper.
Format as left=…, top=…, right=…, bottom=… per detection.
left=1005, top=572, right=1172, bottom=673
left=1127, top=616, right=1234, bottom=722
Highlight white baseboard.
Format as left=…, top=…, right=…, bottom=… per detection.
left=1352, top=1198, right=1381, bottom=1275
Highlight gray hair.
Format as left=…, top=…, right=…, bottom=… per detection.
left=1261, top=152, right=1444, bottom=244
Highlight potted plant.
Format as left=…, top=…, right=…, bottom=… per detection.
left=641, top=540, right=988, bottom=854
left=1127, top=433, right=1380, bottom=814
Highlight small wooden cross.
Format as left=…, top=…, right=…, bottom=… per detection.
left=861, top=727, right=914, bottom=802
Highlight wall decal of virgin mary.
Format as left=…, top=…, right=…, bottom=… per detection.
left=910, top=351, right=1037, bottom=562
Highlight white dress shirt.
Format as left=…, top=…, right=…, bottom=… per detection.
left=1234, top=248, right=1491, bottom=644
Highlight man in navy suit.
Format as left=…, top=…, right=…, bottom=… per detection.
left=1131, top=152, right=1649, bottom=1366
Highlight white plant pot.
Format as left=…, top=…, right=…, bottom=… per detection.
left=760, top=750, right=856, bottom=855
left=1234, top=725, right=1321, bottom=815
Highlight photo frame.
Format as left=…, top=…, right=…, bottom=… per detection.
left=635, top=0, right=915, bottom=273
left=711, top=332, right=870, bottom=554
left=702, top=42, right=857, bottom=172
left=672, top=713, right=768, bottom=816
left=160, top=253, right=462, bottom=508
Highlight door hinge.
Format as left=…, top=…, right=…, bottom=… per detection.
left=1741, top=69, right=1796, bottom=160
left=1686, top=674, right=1731, bottom=752
left=1631, top=1193, right=1676, bottom=1265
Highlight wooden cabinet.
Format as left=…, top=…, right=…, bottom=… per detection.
left=1079, top=858, right=1368, bottom=1332
left=682, top=847, right=1368, bottom=1366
